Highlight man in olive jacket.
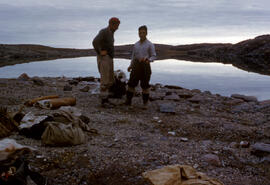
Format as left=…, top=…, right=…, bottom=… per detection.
left=92, top=17, right=120, bottom=107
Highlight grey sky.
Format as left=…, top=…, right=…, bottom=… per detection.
left=0, top=0, right=269, bottom=48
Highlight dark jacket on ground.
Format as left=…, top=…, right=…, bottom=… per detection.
left=92, top=27, right=115, bottom=58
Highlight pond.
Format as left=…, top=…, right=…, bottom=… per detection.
left=0, top=57, right=269, bottom=100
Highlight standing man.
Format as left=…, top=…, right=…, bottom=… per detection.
left=92, top=17, right=120, bottom=107
left=125, top=25, right=156, bottom=108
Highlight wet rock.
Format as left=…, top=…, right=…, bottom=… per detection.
left=150, top=93, right=165, bottom=101
left=251, top=143, right=270, bottom=157
left=63, top=85, right=72, bottom=91
left=68, top=79, right=79, bottom=85
left=231, top=102, right=254, bottom=113
left=151, top=83, right=163, bottom=91
left=178, top=92, right=193, bottom=99
left=188, top=95, right=203, bottom=103
left=224, top=98, right=245, bottom=106
left=159, top=103, right=176, bottom=113
left=164, top=85, right=183, bottom=89
left=18, top=73, right=30, bottom=81
left=231, top=94, right=258, bottom=102
left=74, top=76, right=95, bottom=82
left=202, top=154, right=221, bottom=167
left=191, top=89, right=201, bottom=93
left=80, top=86, right=90, bottom=92
left=32, top=77, right=44, bottom=86
left=203, top=91, right=212, bottom=95
left=163, top=93, right=180, bottom=101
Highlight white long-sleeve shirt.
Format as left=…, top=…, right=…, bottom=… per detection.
left=130, top=39, right=157, bottom=68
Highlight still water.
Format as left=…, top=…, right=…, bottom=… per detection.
left=0, top=57, right=269, bottom=100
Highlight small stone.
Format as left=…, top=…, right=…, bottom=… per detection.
left=213, top=151, right=219, bottom=154
left=240, top=141, right=250, bottom=148
left=141, top=143, right=148, bottom=147
left=193, top=164, right=199, bottom=169
left=80, top=86, right=90, bottom=92
left=229, top=142, right=239, bottom=148
left=202, top=154, right=221, bottom=167
left=168, top=131, right=176, bottom=136
left=180, top=137, right=188, bottom=142
left=63, top=85, right=72, bottom=91
left=32, top=77, right=44, bottom=86
left=153, top=117, right=159, bottom=120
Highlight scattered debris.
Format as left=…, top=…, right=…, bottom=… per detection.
left=143, top=164, right=224, bottom=185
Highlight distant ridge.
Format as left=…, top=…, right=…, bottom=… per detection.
left=0, top=34, right=269, bottom=75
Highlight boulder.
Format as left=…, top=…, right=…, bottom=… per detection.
left=231, top=94, right=258, bottom=102
left=251, top=143, right=270, bottom=157
left=164, top=93, right=180, bottom=101
left=18, top=73, right=30, bottom=81
left=159, top=103, right=176, bottom=114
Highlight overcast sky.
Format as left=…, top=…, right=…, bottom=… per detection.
left=0, top=0, right=269, bottom=48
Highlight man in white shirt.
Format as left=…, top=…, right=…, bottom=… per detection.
left=125, top=25, right=157, bottom=108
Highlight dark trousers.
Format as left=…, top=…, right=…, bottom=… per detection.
left=128, top=60, right=151, bottom=90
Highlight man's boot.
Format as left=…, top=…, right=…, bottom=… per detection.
left=125, top=91, right=133, bottom=106
left=142, top=93, right=149, bottom=109
left=101, top=98, right=114, bottom=108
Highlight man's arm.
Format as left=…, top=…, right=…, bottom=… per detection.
left=128, top=48, right=135, bottom=72
left=148, top=43, right=157, bottom=62
left=92, top=29, right=107, bottom=55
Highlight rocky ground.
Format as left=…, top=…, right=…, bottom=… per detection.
left=1, top=75, right=270, bottom=185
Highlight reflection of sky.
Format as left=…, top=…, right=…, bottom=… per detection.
left=0, top=0, right=270, bottom=47
left=0, top=57, right=270, bottom=100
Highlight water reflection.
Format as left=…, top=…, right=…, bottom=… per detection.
left=0, top=57, right=269, bottom=100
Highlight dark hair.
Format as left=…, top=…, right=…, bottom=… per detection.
left=109, top=17, right=120, bottom=25
left=138, top=25, right=147, bottom=33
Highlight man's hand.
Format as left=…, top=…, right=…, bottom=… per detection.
left=100, top=50, right=107, bottom=56
left=139, top=58, right=149, bottom=63
left=127, top=66, right=132, bottom=72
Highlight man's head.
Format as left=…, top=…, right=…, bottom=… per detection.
left=138, top=25, right=147, bottom=42
left=109, top=17, right=120, bottom=32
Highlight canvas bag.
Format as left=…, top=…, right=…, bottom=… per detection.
left=41, top=122, right=86, bottom=146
